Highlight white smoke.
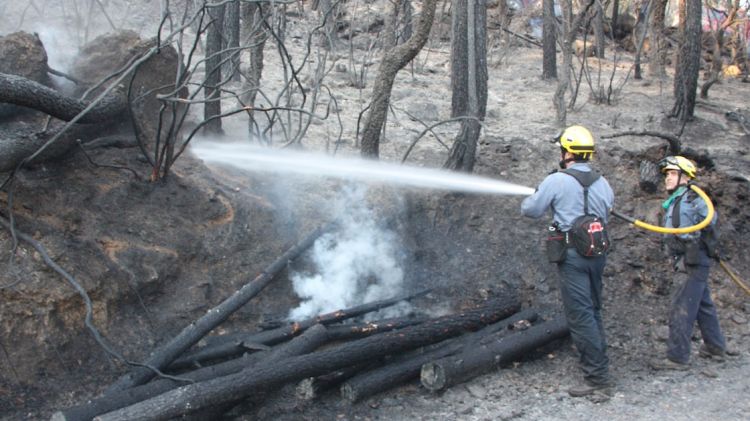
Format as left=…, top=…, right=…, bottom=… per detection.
left=288, top=185, right=409, bottom=321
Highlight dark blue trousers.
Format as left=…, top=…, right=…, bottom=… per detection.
left=557, top=249, right=610, bottom=384
left=667, top=261, right=726, bottom=364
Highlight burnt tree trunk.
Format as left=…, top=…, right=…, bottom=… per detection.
left=671, top=0, right=701, bottom=122
left=634, top=1, right=652, bottom=80
left=445, top=0, right=487, bottom=172
left=103, top=225, right=330, bottom=393
left=542, top=0, right=557, bottom=79
left=93, top=297, right=520, bottom=421
left=593, top=1, right=605, bottom=58
left=223, top=0, right=241, bottom=82
left=340, top=309, right=539, bottom=403
left=611, top=0, right=620, bottom=40
left=420, top=317, right=569, bottom=391
left=360, top=0, right=437, bottom=158
left=204, top=2, right=225, bottom=134
left=648, top=0, right=668, bottom=78
left=241, top=2, right=270, bottom=139
left=52, top=325, right=330, bottom=421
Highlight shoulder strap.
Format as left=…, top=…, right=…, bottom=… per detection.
left=561, top=169, right=602, bottom=215
left=670, top=189, right=698, bottom=228
left=560, top=168, right=601, bottom=187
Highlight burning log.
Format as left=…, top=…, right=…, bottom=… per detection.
left=92, top=296, right=520, bottom=421
left=103, top=224, right=331, bottom=394
left=340, top=309, right=539, bottom=403
left=0, top=72, right=126, bottom=123
left=52, top=324, right=330, bottom=421
left=420, top=317, right=569, bottom=392
left=169, top=290, right=429, bottom=370
left=324, top=316, right=427, bottom=341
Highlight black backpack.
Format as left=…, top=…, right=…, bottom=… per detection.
left=561, top=169, right=611, bottom=257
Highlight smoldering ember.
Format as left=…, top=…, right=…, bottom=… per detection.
left=1, top=1, right=749, bottom=420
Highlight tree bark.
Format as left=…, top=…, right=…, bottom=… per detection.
left=241, top=2, right=270, bottom=139
left=611, top=0, right=620, bottom=40
left=648, top=0, right=668, bottom=78
left=340, top=309, right=539, bottom=403
left=671, top=0, right=701, bottom=122
left=224, top=0, right=241, bottom=82
left=593, top=1, right=605, bottom=58
left=420, top=317, right=569, bottom=391
left=52, top=325, right=330, bottom=421
left=360, top=0, right=438, bottom=158
left=634, top=1, right=653, bottom=80
left=0, top=73, right=126, bottom=123
left=542, top=0, right=557, bottom=79
left=103, top=224, right=330, bottom=394
left=445, top=0, right=487, bottom=172
left=204, top=2, right=225, bottom=134
left=93, top=296, right=520, bottom=421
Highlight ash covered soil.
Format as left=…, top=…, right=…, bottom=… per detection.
left=2, top=1, right=750, bottom=420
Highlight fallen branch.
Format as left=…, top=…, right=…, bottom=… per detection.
left=94, top=296, right=520, bottom=421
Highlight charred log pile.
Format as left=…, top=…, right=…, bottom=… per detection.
left=51, top=257, right=569, bottom=421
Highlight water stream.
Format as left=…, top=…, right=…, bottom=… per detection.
left=190, top=141, right=535, bottom=196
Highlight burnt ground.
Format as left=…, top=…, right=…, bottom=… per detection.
left=2, top=2, right=750, bottom=420
left=1, top=114, right=749, bottom=421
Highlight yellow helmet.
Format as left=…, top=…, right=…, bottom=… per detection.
left=554, top=125, right=595, bottom=159
left=659, top=155, right=697, bottom=179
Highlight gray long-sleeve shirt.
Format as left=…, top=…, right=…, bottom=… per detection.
left=521, top=163, right=615, bottom=231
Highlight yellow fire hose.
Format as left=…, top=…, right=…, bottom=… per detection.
left=719, top=260, right=750, bottom=296
left=610, top=185, right=714, bottom=234
left=611, top=184, right=750, bottom=296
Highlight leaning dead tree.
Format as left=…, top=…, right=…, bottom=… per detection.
left=360, top=0, right=438, bottom=158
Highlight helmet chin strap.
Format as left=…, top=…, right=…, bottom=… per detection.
left=666, top=172, right=686, bottom=194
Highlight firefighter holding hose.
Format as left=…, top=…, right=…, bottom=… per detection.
left=521, top=125, right=615, bottom=397
left=648, top=156, right=738, bottom=370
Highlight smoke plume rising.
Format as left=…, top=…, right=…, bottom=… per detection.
left=288, top=185, right=409, bottom=321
